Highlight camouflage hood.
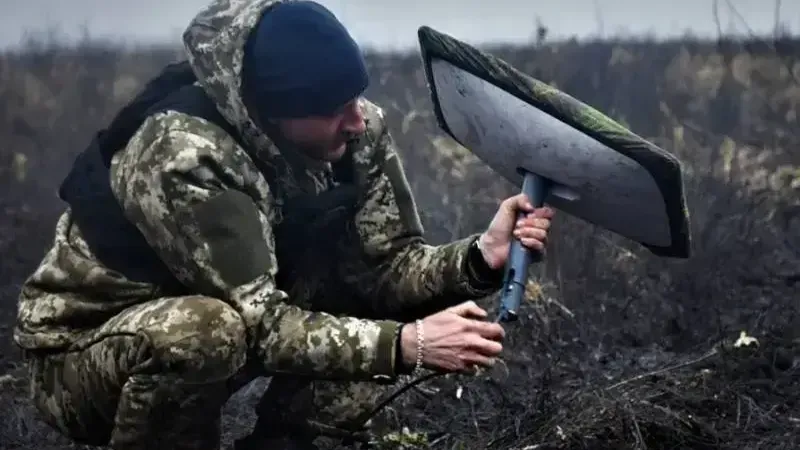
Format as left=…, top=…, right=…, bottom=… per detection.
left=181, top=0, right=286, bottom=162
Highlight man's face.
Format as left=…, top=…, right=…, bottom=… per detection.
left=274, top=98, right=366, bottom=162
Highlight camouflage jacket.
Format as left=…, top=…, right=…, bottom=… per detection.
left=14, top=0, right=503, bottom=383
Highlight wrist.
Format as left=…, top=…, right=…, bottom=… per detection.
left=400, top=324, right=415, bottom=367
left=467, top=234, right=505, bottom=287
left=400, top=320, right=424, bottom=373
left=476, top=233, right=494, bottom=268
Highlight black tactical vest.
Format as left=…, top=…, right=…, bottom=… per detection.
left=58, top=60, right=359, bottom=297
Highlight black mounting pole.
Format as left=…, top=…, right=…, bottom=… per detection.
left=496, top=170, right=550, bottom=323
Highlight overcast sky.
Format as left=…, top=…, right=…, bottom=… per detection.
left=0, top=0, right=796, bottom=51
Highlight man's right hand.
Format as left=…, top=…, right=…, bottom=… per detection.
left=399, top=301, right=505, bottom=373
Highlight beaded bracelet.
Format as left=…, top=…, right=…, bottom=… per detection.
left=413, top=319, right=424, bottom=375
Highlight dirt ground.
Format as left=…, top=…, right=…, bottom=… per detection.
left=1, top=33, right=799, bottom=449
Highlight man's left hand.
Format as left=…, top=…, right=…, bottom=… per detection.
left=477, top=193, right=555, bottom=270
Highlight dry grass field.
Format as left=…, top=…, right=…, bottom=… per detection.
left=1, top=29, right=798, bottom=449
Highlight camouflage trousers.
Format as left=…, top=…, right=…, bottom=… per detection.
left=25, top=296, right=421, bottom=450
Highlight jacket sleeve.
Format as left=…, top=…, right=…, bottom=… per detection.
left=111, top=116, right=402, bottom=383
left=349, top=112, right=505, bottom=318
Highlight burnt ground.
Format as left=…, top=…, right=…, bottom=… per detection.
left=1, top=34, right=799, bottom=449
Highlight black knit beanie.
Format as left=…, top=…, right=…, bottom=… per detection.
left=242, top=0, right=369, bottom=119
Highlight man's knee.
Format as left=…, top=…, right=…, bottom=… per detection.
left=136, top=296, right=248, bottom=383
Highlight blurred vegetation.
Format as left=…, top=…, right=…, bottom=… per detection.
left=0, top=26, right=798, bottom=450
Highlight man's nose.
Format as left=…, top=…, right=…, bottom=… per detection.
left=341, top=102, right=366, bottom=135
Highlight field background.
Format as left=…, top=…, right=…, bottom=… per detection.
left=0, top=24, right=798, bottom=450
